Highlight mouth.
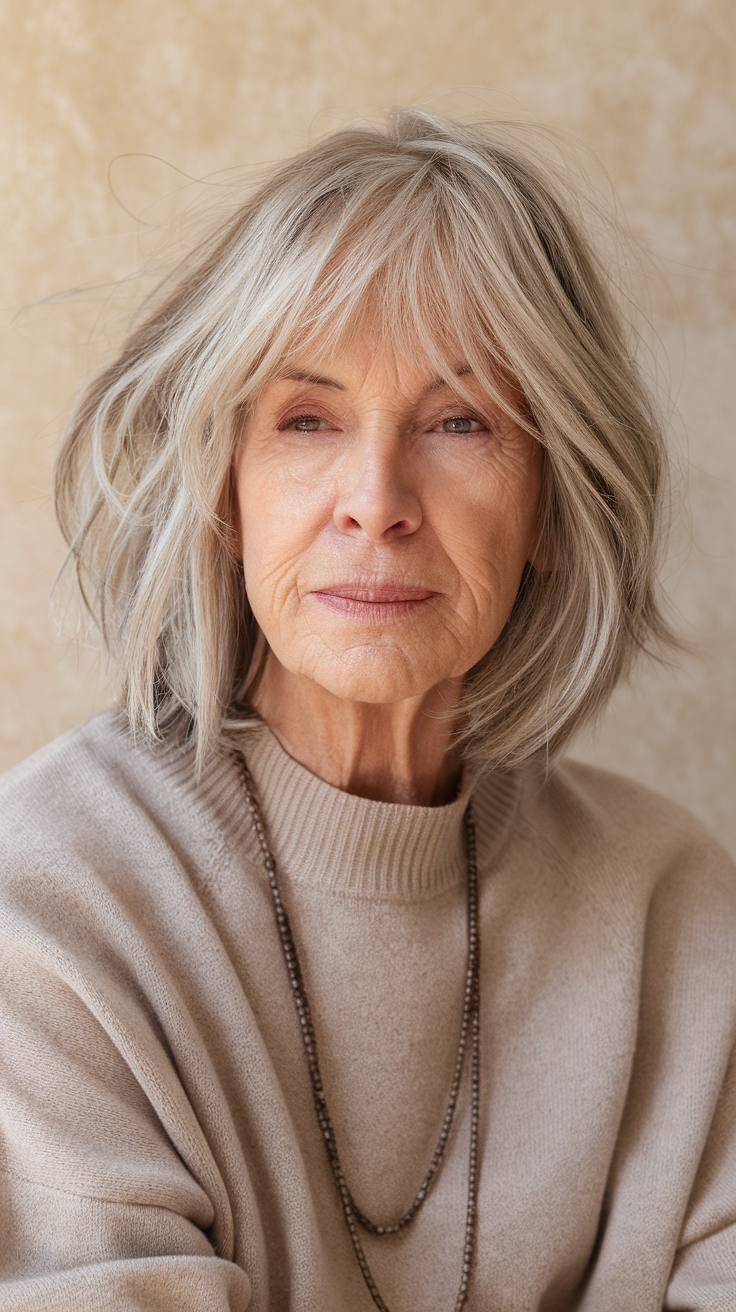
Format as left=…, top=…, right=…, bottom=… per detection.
left=309, top=583, right=438, bottom=623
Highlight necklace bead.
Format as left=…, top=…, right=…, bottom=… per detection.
left=236, top=751, right=481, bottom=1312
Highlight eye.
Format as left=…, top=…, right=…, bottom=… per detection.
left=439, top=416, right=484, bottom=434
left=280, top=413, right=324, bottom=432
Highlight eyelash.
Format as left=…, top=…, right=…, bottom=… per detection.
left=278, top=413, right=325, bottom=432
left=278, top=411, right=488, bottom=433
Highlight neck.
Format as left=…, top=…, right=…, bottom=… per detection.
left=251, top=654, right=463, bottom=806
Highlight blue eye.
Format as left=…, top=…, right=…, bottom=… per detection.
left=292, top=415, right=322, bottom=431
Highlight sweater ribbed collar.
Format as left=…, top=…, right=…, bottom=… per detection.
left=153, top=715, right=520, bottom=903
left=226, top=721, right=495, bottom=902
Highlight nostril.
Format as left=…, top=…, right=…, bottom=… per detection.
left=332, top=473, right=422, bottom=540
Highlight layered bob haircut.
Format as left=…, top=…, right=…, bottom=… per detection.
left=54, top=109, right=673, bottom=772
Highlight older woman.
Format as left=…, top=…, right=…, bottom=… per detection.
left=0, top=110, right=734, bottom=1312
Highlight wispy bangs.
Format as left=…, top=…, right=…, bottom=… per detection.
left=52, top=109, right=675, bottom=771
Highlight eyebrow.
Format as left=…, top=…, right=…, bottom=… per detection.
left=278, top=370, right=346, bottom=390
left=278, top=365, right=473, bottom=394
left=425, top=366, right=473, bottom=394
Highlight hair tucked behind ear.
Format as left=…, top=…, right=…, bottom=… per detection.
left=53, top=107, right=675, bottom=772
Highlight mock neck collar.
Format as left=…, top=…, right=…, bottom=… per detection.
left=154, top=715, right=521, bottom=902
left=230, top=721, right=472, bottom=901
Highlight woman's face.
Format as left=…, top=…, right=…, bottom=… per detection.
left=234, top=333, right=543, bottom=706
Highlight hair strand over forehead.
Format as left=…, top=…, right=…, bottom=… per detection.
left=52, top=107, right=676, bottom=773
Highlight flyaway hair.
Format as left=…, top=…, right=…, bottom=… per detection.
left=53, top=108, right=674, bottom=771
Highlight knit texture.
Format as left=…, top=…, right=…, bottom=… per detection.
left=1, top=711, right=735, bottom=1311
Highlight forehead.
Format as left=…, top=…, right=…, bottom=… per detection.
left=257, top=275, right=519, bottom=412
left=272, top=327, right=476, bottom=401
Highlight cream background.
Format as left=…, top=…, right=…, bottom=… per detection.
left=1, top=0, right=734, bottom=852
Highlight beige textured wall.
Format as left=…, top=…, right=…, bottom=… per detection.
left=1, top=0, right=734, bottom=852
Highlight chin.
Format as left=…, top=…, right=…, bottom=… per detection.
left=305, top=647, right=443, bottom=706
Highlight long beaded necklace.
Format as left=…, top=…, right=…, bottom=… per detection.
left=235, top=752, right=481, bottom=1312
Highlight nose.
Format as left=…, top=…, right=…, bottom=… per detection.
left=332, top=429, right=422, bottom=542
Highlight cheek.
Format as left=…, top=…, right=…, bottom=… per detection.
left=235, top=452, right=329, bottom=622
left=432, top=459, right=541, bottom=608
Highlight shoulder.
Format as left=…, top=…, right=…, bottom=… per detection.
left=522, top=756, right=724, bottom=859
left=499, top=756, right=736, bottom=942
left=0, top=710, right=179, bottom=853
left=0, top=713, right=159, bottom=903
left=0, top=712, right=252, bottom=927
left=2, top=708, right=133, bottom=796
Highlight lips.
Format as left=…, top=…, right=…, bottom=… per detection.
left=309, top=582, right=437, bottom=621
left=313, top=583, right=436, bottom=603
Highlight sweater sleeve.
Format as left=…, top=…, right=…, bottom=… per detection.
left=0, top=937, right=251, bottom=1311
left=0, top=1250, right=250, bottom=1312
left=666, top=1044, right=736, bottom=1310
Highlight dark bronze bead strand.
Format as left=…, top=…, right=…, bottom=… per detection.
left=236, top=752, right=481, bottom=1312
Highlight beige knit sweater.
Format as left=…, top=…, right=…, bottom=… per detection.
left=1, top=711, right=736, bottom=1311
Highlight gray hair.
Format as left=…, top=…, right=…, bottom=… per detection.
left=53, top=108, right=674, bottom=772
